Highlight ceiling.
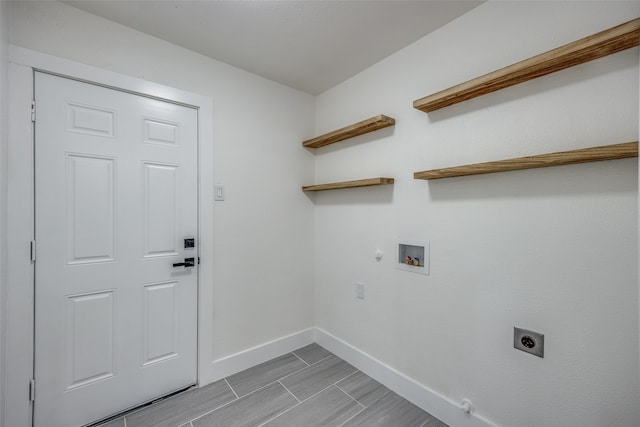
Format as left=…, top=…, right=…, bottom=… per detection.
left=63, top=1, right=483, bottom=95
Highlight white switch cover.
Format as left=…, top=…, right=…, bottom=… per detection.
left=356, top=283, right=365, bottom=300
left=214, top=184, right=225, bottom=201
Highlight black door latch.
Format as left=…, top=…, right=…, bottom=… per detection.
left=173, top=257, right=195, bottom=268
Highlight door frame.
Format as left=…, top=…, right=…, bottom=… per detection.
left=4, top=45, right=215, bottom=427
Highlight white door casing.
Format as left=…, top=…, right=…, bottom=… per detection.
left=34, top=72, right=198, bottom=426
left=5, top=47, right=214, bottom=427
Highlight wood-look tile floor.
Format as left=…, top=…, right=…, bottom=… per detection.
left=97, top=343, right=448, bottom=427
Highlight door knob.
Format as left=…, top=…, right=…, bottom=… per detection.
left=173, top=257, right=195, bottom=268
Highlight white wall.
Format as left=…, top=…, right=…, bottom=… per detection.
left=6, top=1, right=640, bottom=426
left=0, top=0, right=9, bottom=424
left=8, top=1, right=316, bottom=362
left=314, top=2, right=639, bottom=427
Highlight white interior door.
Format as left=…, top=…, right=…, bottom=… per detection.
left=34, top=72, right=198, bottom=427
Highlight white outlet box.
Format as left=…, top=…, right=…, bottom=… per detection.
left=513, top=327, right=544, bottom=358
left=356, top=283, right=365, bottom=299
left=396, top=240, right=430, bottom=275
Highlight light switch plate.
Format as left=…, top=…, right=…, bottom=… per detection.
left=214, top=184, right=225, bottom=201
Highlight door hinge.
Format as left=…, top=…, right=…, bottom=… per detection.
left=198, top=257, right=200, bottom=265
left=29, top=379, right=36, bottom=402
left=30, top=240, right=36, bottom=262
left=31, top=101, right=36, bottom=122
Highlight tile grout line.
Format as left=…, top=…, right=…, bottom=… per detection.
left=254, top=367, right=353, bottom=427
left=353, top=388, right=390, bottom=410
left=224, top=351, right=310, bottom=399
left=259, top=379, right=350, bottom=426
left=191, top=352, right=351, bottom=426
left=274, top=366, right=360, bottom=410
left=115, top=382, right=201, bottom=422
left=125, top=352, right=413, bottom=427
left=332, top=371, right=370, bottom=425
left=310, top=354, right=334, bottom=366
left=278, top=380, right=302, bottom=403
left=117, top=400, right=150, bottom=420
left=334, top=370, right=391, bottom=409
left=189, top=377, right=299, bottom=425
left=335, top=382, right=392, bottom=427
left=334, top=383, right=366, bottom=409
left=419, top=415, right=437, bottom=427
left=256, top=400, right=302, bottom=427
left=295, top=381, right=335, bottom=404
left=275, top=353, right=336, bottom=383
left=420, top=417, right=432, bottom=427
left=256, top=381, right=307, bottom=427
left=329, top=368, right=362, bottom=401
left=228, top=351, right=343, bottom=400
left=337, top=405, right=367, bottom=427
left=291, top=351, right=310, bottom=366
left=224, top=377, right=240, bottom=400
left=337, top=369, right=359, bottom=382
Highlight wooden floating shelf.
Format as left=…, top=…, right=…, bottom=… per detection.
left=303, top=114, right=395, bottom=149
left=414, top=142, right=638, bottom=180
left=302, top=177, right=395, bottom=192
left=413, top=18, right=640, bottom=113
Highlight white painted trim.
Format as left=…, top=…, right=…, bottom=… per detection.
left=206, top=326, right=499, bottom=426
left=314, top=328, right=499, bottom=427
left=5, top=46, right=215, bottom=427
left=209, top=328, right=315, bottom=381
left=4, top=61, right=35, bottom=427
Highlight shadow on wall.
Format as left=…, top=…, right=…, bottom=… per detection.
left=426, top=157, right=638, bottom=201
left=422, top=45, right=639, bottom=123
left=307, top=184, right=394, bottom=206
left=305, top=126, right=396, bottom=156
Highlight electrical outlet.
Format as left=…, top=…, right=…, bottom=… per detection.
left=356, top=283, right=365, bottom=300
left=514, top=327, right=544, bottom=358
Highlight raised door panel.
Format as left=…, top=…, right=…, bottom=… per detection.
left=144, top=118, right=179, bottom=146
left=66, top=102, right=116, bottom=138
left=143, top=163, right=178, bottom=258
left=65, top=154, right=116, bottom=265
left=142, top=282, right=179, bottom=366
left=65, top=290, right=116, bottom=389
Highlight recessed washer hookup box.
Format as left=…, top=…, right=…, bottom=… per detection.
left=396, top=241, right=430, bottom=275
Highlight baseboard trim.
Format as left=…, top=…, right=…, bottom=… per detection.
left=314, top=328, right=498, bottom=427
left=208, top=328, right=315, bottom=382
left=206, top=327, right=497, bottom=427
